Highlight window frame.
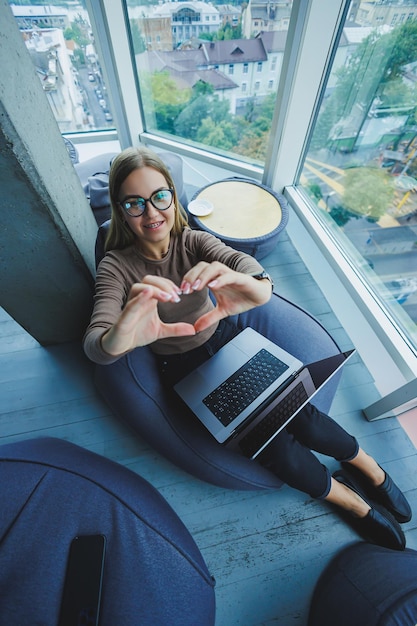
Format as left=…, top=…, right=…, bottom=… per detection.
left=265, top=0, right=417, bottom=388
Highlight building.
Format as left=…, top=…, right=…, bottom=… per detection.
left=10, top=3, right=70, bottom=30
left=137, top=34, right=289, bottom=114
left=22, top=28, right=84, bottom=131
left=355, top=0, right=417, bottom=27
left=217, top=4, right=241, bottom=28
left=135, top=0, right=221, bottom=50
left=242, top=0, right=293, bottom=38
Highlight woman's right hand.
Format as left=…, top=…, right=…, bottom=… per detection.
left=100, top=282, right=195, bottom=357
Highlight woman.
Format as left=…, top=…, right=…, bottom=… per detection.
left=84, top=146, right=411, bottom=550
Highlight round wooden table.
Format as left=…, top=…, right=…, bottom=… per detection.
left=188, top=178, right=289, bottom=260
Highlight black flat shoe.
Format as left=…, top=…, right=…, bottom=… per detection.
left=333, top=470, right=406, bottom=551
left=342, top=462, right=412, bottom=524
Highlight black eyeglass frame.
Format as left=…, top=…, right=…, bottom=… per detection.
left=119, top=188, right=174, bottom=217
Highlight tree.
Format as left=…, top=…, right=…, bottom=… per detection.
left=380, top=79, right=416, bottom=110
left=235, top=130, right=268, bottom=161
left=199, top=32, right=215, bottom=42
left=63, top=23, right=89, bottom=48
left=308, top=183, right=323, bottom=202
left=311, top=20, right=417, bottom=152
left=147, top=72, right=191, bottom=134
left=72, top=48, right=86, bottom=68
left=151, top=72, right=190, bottom=107
left=174, top=95, right=211, bottom=139
left=234, top=93, right=276, bottom=159
left=342, top=167, right=395, bottom=220
left=329, top=205, right=360, bottom=227
left=384, top=20, right=417, bottom=81
left=191, top=80, right=214, bottom=99
left=129, top=19, right=146, bottom=54
left=174, top=94, right=235, bottom=141
left=196, top=118, right=238, bottom=151
left=215, top=21, right=242, bottom=41
left=139, top=71, right=190, bottom=133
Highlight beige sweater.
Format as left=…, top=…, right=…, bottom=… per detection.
left=83, top=228, right=264, bottom=364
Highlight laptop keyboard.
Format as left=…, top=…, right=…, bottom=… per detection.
left=238, top=380, right=308, bottom=458
left=202, top=349, right=289, bottom=426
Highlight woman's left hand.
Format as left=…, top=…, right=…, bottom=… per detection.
left=181, top=261, right=272, bottom=332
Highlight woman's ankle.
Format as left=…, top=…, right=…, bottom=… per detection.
left=325, top=477, right=371, bottom=518
left=345, top=450, right=385, bottom=487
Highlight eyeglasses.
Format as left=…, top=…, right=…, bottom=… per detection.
left=119, top=188, right=174, bottom=217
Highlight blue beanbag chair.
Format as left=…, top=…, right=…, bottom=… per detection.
left=0, top=437, right=215, bottom=626
left=308, top=542, right=417, bottom=626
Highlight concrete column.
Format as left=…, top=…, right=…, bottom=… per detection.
left=0, top=1, right=99, bottom=344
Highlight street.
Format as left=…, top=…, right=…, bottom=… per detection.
left=78, top=67, right=113, bottom=130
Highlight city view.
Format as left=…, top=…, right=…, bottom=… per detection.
left=10, top=2, right=113, bottom=133
left=300, top=13, right=417, bottom=335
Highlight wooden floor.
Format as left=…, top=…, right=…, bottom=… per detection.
left=1, top=229, right=417, bottom=625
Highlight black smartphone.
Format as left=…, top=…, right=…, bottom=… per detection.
left=58, top=534, right=106, bottom=626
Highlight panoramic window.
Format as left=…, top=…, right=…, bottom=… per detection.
left=125, top=0, right=293, bottom=164
left=9, top=1, right=114, bottom=135
left=299, top=6, right=417, bottom=350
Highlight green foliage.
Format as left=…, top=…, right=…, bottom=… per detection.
left=129, top=19, right=146, bottom=54
left=232, top=93, right=275, bottom=159
left=174, top=94, right=233, bottom=141
left=310, top=96, right=341, bottom=151
left=342, top=167, right=395, bottom=219
left=171, top=89, right=253, bottom=155
left=174, top=95, right=212, bottom=139
left=196, top=118, right=238, bottom=150
left=72, top=48, right=85, bottom=67
left=235, top=129, right=269, bottom=161
left=386, top=20, right=417, bottom=81
left=63, top=23, right=89, bottom=47
left=215, top=21, right=242, bottom=41
left=149, top=72, right=190, bottom=133
left=191, top=80, right=214, bottom=99
left=141, top=54, right=276, bottom=160
left=199, top=32, right=215, bottom=42
left=63, top=27, right=73, bottom=41
left=138, top=70, right=190, bottom=132
left=379, top=79, right=415, bottom=109
left=311, top=20, right=417, bottom=152
left=152, top=71, right=191, bottom=106
left=308, top=183, right=323, bottom=201
left=329, top=205, right=360, bottom=227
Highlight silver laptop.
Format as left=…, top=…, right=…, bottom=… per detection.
left=174, top=327, right=355, bottom=459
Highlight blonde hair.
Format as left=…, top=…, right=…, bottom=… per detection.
left=105, top=146, right=189, bottom=252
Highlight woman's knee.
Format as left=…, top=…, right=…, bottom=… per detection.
left=289, top=405, right=358, bottom=461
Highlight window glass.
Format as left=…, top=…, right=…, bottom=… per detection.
left=299, top=6, right=417, bottom=349
left=9, top=1, right=114, bottom=134
left=126, top=0, right=293, bottom=165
